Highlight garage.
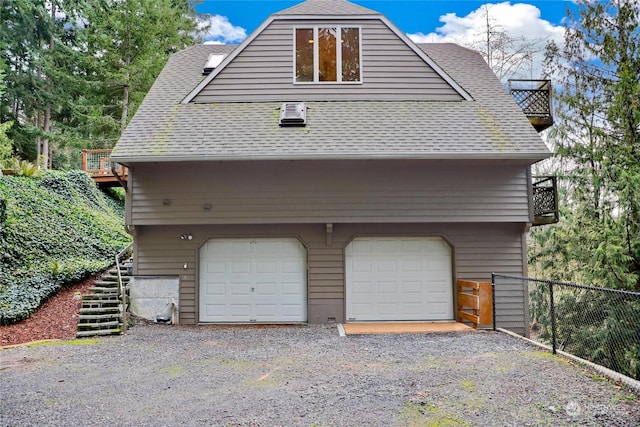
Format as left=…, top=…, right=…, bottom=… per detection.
left=345, top=237, right=453, bottom=322
left=199, top=238, right=307, bottom=322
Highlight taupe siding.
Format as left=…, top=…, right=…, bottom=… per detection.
left=133, top=222, right=527, bottom=332
left=192, top=19, right=462, bottom=103
left=129, top=160, right=531, bottom=225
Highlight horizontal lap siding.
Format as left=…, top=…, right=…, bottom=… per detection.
left=449, top=225, right=528, bottom=334
left=134, top=224, right=338, bottom=325
left=192, top=20, right=462, bottom=103
left=134, top=223, right=527, bottom=331
left=129, top=161, right=531, bottom=225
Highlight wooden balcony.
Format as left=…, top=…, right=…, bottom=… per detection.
left=509, top=79, right=554, bottom=132
left=532, top=176, right=559, bottom=226
left=81, top=149, right=127, bottom=188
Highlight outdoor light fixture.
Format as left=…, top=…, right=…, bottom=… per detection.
left=180, top=233, right=193, bottom=241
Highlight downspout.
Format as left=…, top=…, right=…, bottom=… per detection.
left=111, top=163, right=128, bottom=193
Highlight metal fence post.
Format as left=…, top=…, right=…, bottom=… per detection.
left=549, top=282, right=557, bottom=355
left=491, top=273, right=497, bottom=332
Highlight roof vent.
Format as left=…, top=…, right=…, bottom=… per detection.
left=202, top=53, right=227, bottom=75
left=279, top=102, right=306, bottom=126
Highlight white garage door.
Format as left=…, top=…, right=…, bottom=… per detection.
left=199, top=238, right=307, bottom=323
left=346, top=237, right=453, bottom=322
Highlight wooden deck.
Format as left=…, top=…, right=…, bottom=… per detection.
left=81, top=149, right=127, bottom=187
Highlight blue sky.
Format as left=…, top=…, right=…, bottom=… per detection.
left=196, top=1, right=573, bottom=39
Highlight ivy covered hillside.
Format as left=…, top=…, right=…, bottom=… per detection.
left=0, top=171, right=131, bottom=324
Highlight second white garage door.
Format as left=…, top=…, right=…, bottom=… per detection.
left=345, top=237, right=453, bottom=322
left=199, top=238, right=307, bottom=323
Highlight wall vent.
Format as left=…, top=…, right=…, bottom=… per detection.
left=202, top=53, right=227, bottom=75
left=279, top=102, right=306, bottom=126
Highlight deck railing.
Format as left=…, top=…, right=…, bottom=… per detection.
left=532, top=176, right=559, bottom=226
left=509, top=79, right=554, bottom=132
left=81, top=149, right=127, bottom=177
left=81, top=149, right=127, bottom=187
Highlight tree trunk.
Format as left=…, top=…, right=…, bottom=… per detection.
left=41, top=1, right=56, bottom=170
left=36, top=112, right=42, bottom=163
left=121, top=82, right=129, bottom=135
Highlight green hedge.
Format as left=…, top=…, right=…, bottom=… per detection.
left=0, top=170, right=132, bottom=324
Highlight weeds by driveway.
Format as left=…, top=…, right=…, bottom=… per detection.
left=1, top=324, right=638, bottom=426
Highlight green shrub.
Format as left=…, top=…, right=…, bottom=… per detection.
left=0, top=170, right=131, bottom=324
left=11, top=159, right=40, bottom=177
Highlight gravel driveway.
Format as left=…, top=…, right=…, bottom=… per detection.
left=1, top=324, right=638, bottom=426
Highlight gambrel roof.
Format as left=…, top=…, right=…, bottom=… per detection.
left=111, top=0, right=550, bottom=164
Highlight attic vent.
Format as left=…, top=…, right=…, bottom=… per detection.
left=202, top=53, right=227, bottom=75
left=279, top=103, right=307, bottom=126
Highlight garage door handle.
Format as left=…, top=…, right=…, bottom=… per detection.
left=251, top=287, right=255, bottom=292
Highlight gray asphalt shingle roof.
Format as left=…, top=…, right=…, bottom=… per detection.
left=111, top=3, right=550, bottom=164
left=275, top=0, right=377, bottom=16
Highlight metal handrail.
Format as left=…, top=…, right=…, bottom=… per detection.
left=115, top=243, right=133, bottom=333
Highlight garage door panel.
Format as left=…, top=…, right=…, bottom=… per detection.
left=255, top=282, right=277, bottom=295
left=199, top=238, right=307, bottom=323
left=378, top=303, right=400, bottom=314
left=377, top=281, right=399, bottom=293
left=402, top=260, right=422, bottom=272
left=377, top=260, right=398, bottom=272
left=231, top=261, right=251, bottom=273
left=351, top=280, right=373, bottom=294
left=230, top=283, right=251, bottom=295
left=256, top=261, right=277, bottom=273
left=282, top=261, right=303, bottom=274
left=281, top=282, right=304, bottom=295
left=255, top=304, right=277, bottom=317
left=402, top=302, right=423, bottom=315
left=230, top=304, right=251, bottom=316
left=206, top=262, right=226, bottom=274
left=352, top=303, right=374, bottom=315
left=346, top=237, right=453, bottom=322
left=402, top=281, right=422, bottom=293
left=281, top=304, right=304, bottom=316
left=204, top=282, right=225, bottom=296
left=203, top=304, right=225, bottom=317
left=352, top=260, right=373, bottom=273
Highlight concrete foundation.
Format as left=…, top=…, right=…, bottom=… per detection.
left=129, top=276, right=180, bottom=323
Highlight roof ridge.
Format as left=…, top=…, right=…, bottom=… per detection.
left=274, top=0, right=378, bottom=16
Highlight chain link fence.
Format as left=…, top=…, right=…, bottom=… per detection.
left=493, top=274, right=640, bottom=381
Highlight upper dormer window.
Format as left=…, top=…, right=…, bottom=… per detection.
left=295, top=27, right=361, bottom=83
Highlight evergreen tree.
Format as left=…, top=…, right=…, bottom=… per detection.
left=81, top=0, right=201, bottom=141
left=0, top=64, right=13, bottom=165
left=0, top=0, right=202, bottom=167
left=530, top=0, right=639, bottom=291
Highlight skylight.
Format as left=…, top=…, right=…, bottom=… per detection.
left=203, top=54, right=227, bottom=75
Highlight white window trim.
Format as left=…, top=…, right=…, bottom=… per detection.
left=293, top=26, right=363, bottom=85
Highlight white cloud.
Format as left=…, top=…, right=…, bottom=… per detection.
left=408, top=2, right=565, bottom=80
left=199, top=14, right=247, bottom=44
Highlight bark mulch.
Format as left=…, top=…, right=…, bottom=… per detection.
left=0, top=276, right=97, bottom=347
